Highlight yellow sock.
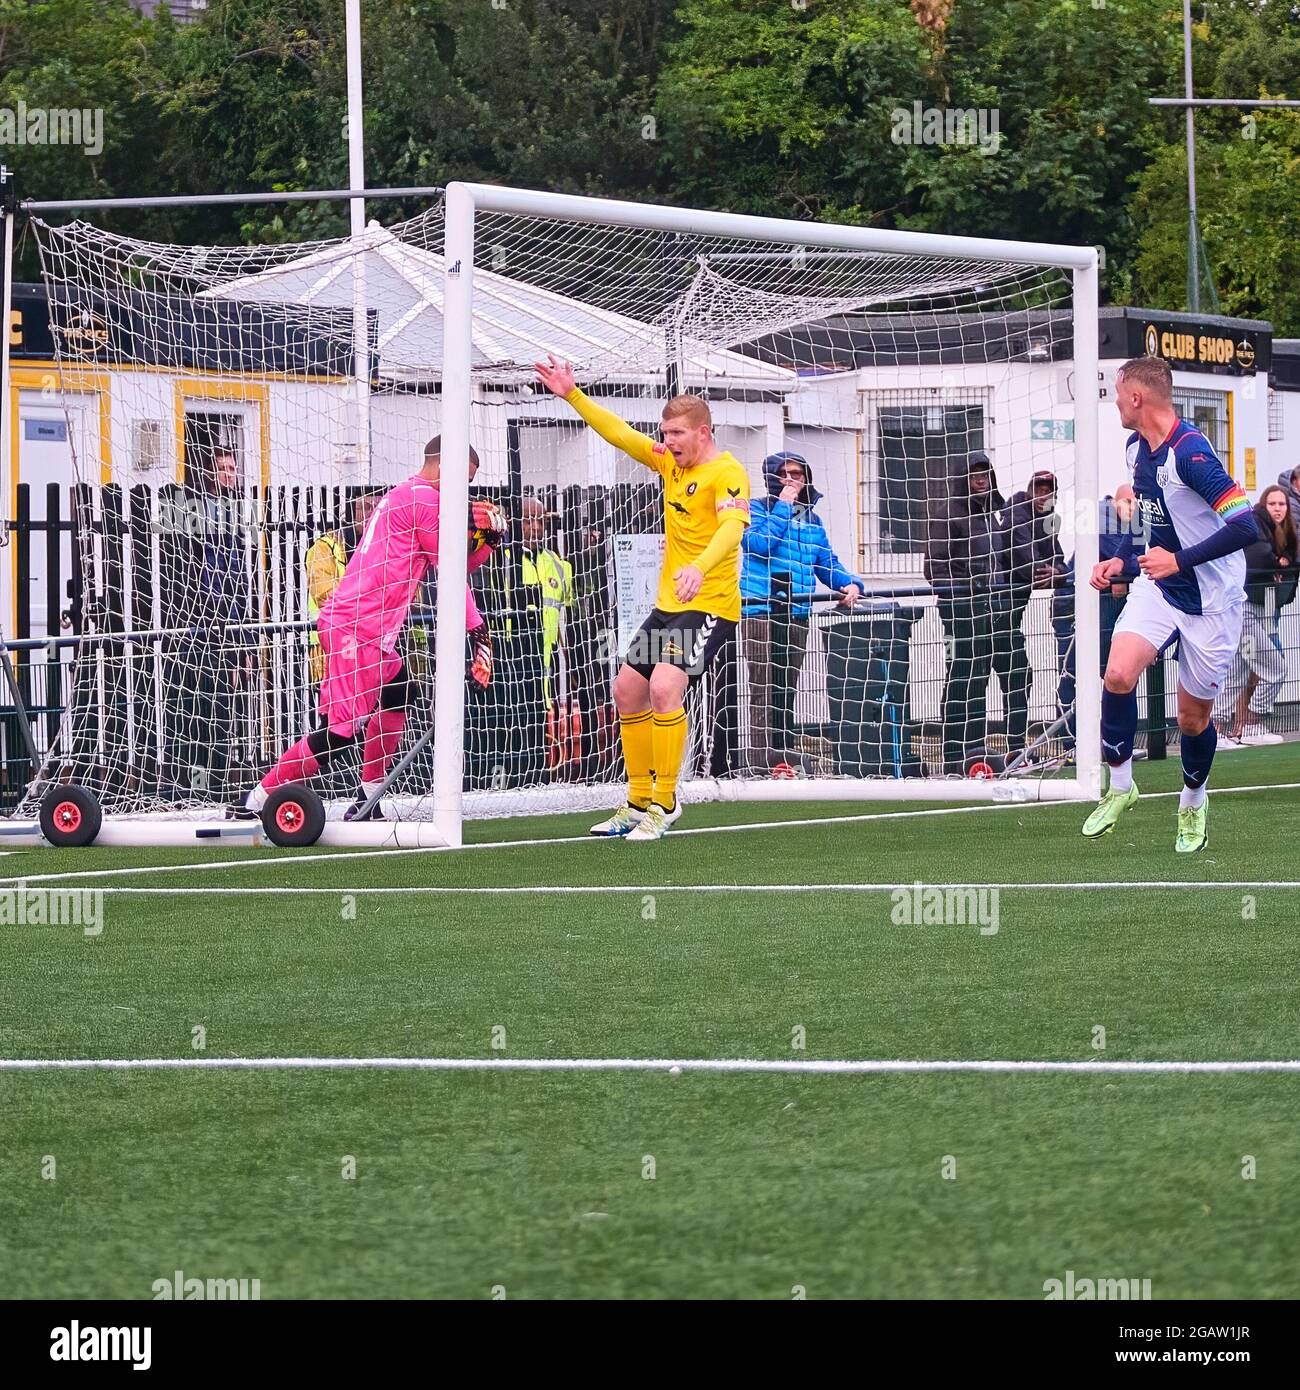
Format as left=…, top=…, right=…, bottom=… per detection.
left=651, top=708, right=688, bottom=811
left=620, top=710, right=654, bottom=808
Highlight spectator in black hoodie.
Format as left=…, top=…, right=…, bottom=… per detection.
left=924, top=451, right=1004, bottom=771
left=995, top=470, right=1066, bottom=755
left=1216, top=485, right=1299, bottom=745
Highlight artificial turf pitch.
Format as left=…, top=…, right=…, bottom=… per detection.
left=2, top=745, right=1298, bottom=1299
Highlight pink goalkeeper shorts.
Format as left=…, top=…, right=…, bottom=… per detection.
left=317, top=621, right=404, bottom=737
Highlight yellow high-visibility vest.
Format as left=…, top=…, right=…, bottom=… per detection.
left=305, top=532, right=348, bottom=649
left=522, top=547, right=575, bottom=700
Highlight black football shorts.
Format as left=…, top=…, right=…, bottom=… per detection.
left=623, top=607, right=737, bottom=686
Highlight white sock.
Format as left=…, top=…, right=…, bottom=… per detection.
left=1108, top=759, right=1133, bottom=793
left=245, top=783, right=268, bottom=812
left=1180, top=783, right=1208, bottom=810
left=359, top=779, right=383, bottom=799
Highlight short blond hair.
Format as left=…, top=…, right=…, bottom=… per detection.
left=662, top=394, right=712, bottom=430
left=1117, top=355, right=1173, bottom=402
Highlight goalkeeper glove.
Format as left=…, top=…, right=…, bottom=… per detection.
left=469, top=498, right=508, bottom=549
left=468, top=622, right=494, bottom=689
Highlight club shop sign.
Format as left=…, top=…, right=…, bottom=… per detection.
left=1138, top=319, right=1263, bottom=376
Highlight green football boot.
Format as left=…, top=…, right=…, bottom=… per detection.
left=1081, top=782, right=1139, bottom=839
left=1175, top=803, right=1209, bottom=854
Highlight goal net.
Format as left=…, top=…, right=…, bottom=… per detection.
left=17, top=187, right=1099, bottom=832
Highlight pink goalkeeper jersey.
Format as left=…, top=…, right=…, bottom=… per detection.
left=318, top=475, right=487, bottom=652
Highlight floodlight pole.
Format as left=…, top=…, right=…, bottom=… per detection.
left=1148, top=6, right=1300, bottom=312
left=1181, top=0, right=1201, bottom=313
left=0, top=166, right=14, bottom=561
left=345, top=0, right=371, bottom=480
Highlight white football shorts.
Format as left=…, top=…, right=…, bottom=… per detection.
left=1113, top=574, right=1245, bottom=701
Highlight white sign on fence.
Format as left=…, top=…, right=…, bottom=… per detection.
left=613, top=532, right=666, bottom=656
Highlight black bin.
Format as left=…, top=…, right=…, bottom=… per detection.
left=821, top=609, right=915, bottom=777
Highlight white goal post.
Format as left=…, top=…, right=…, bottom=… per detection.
left=4, top=180, right=1101, bottom=849
left=431, top=182, right=1101, bottom=847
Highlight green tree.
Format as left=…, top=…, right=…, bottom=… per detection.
left=0, top=0, right=171, bottom=267
left=1130, top=0, right=1300, bottom=327
left=152, top=0, right=674, bottom=244
left=656, top=0, right=1180, bottom=300
left=657, top=0, right=929, bottom=220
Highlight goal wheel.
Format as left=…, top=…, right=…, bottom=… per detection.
left=261, top=785, right=326, bottom=848
left=39, top=785, right=103, bottom=848
left=966, top=754, right=1004, bottom=780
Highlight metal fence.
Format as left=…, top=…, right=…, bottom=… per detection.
left=3, top=480, right=1297, bottom=809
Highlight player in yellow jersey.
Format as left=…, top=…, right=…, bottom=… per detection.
left=535, top=354, right=751, bottom=840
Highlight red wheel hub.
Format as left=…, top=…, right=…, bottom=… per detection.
left=275, top=801, right=304, bottom=832
left=968, top=761, right=996, bottom=781
left=54, top=801, right=82, bottom=832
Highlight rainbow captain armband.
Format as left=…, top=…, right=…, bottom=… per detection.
left=716, top=493, right=751, bottom=516
left=1211, top=483, right=1250, bottom=519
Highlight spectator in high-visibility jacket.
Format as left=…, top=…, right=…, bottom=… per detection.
left=305, top=491, right=380, bottom=683
left=520, top=496, right=575, bottom=704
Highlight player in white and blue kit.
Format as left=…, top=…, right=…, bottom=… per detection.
left=1082, top=356, right=1257, bottom=852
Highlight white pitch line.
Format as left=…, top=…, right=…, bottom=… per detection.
left=37, top=880, right=1300, bottom=895
left=0, top=799, right=1055, bottom=886
left=1, top=1056, right=1299, bottom=1074
left=1, top=778, right=1296, bottom=890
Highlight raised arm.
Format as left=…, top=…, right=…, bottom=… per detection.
left=534, top=354, right=665, bottom=473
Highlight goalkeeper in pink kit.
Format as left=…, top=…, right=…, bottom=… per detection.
left=235, top=437, right=502, bottom=821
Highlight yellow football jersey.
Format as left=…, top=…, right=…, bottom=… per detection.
left=565, top=389, right=751, bottom=621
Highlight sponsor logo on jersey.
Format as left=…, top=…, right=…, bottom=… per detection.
left=668, top=499, right=689, bottom=514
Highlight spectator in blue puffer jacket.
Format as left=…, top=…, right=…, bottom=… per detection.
left=740, top=452, right=867, bottom=771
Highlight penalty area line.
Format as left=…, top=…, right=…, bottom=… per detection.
left=1, top=1057, right=1299, bottom=1074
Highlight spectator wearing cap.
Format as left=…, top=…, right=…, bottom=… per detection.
left=995, top=470, right=1067, bottom=756
left=924, top=450, right=1004, bottom=771
left=740, top=452, right=866, bottom=771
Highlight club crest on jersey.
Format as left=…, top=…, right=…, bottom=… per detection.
left=1156, top=465, right=1171, bottom=489
left=686, top=482, right=697, bottom=496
